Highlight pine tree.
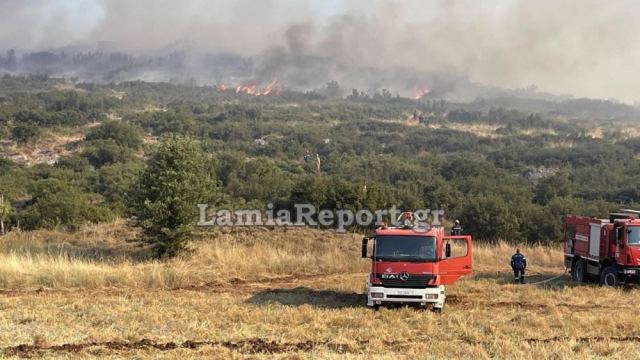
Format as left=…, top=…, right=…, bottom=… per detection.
left=128, top=135, right=218, bottom=258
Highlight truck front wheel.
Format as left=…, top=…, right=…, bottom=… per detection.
left=600, top=266, right=619, bottom=287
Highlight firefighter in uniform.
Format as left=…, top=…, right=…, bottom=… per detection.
left=450, top=220, right=463, bottom=236
left=510, top=247, right=527, bottom=284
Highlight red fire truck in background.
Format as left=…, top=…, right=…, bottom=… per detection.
left=361, top=224, right=472, bottom=311
left=564, top=210, right=640, bottom=286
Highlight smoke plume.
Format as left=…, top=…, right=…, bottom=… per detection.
left=0, top=0, right=638, bottom=102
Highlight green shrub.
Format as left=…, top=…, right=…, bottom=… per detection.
left=11, top=124, right=40, bottom=144
left=85, top=120, right=143, bottom=149
left=17, top=178, right=115, bottom=231
left=81, top=140, right=137, bottom=168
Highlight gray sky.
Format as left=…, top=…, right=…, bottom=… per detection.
left=0, top=0, right=638, bottom=103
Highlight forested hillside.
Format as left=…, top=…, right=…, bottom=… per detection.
left=1, top=74, right=639, bottom=243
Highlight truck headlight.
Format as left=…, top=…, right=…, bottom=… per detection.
left=371, top=292, right=384, bottom=299
left=424, top=294, right=438, bottom=300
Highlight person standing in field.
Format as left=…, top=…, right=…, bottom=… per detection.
left=315, top=154, right=321, bottom=174
left=303, top=150, right=310, bottom=165
left=511, top=247, right=527, bottom=284
left=450, top=220, right=463, bottom=236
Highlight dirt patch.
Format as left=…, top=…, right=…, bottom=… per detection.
left=2, top=338, right=367, bottom=357
left=0, top=132, right=83, bottom=166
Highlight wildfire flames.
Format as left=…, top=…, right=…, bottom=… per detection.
left=219, top=79, right=281, bottom=96
left=412, top=86, right=431, bottom=100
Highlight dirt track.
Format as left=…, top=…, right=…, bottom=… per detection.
left=6, top=335, right=640, bottom=358
left=2, top=338, right=367, bottom=358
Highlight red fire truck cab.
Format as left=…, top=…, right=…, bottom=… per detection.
left=361, top=224, right=472, bottom=311
left=564, top=211, right=640, bottom=286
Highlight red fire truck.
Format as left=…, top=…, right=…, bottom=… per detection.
left=564, top=210, right=640, bottom=286
left=361, top=224, right=473, bottom=311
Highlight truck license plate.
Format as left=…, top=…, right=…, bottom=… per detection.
left=397, top=290, right=414, bottom=295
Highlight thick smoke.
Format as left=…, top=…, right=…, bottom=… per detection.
left=0, top=0, right=639, bottom=102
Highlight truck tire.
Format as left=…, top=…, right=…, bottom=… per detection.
left=600, top=266, right=620, bottom=287
left=572, top=259, right=587, bottom=283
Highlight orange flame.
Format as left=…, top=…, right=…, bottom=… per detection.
left=229, top=78, right=281, bottom=96
left=412, top=86, right=431, bottom=100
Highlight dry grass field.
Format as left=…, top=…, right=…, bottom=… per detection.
left=0, top=223, right=639, bottom=359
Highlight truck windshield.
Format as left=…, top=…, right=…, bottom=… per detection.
left=628, top=227, right=640, bottom=245
left=374, top=235, right=437, bottom=261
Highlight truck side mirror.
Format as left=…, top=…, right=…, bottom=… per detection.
left=361, top=237, right=368, bottom=258
left=445, top=243, right=451, bottom=258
